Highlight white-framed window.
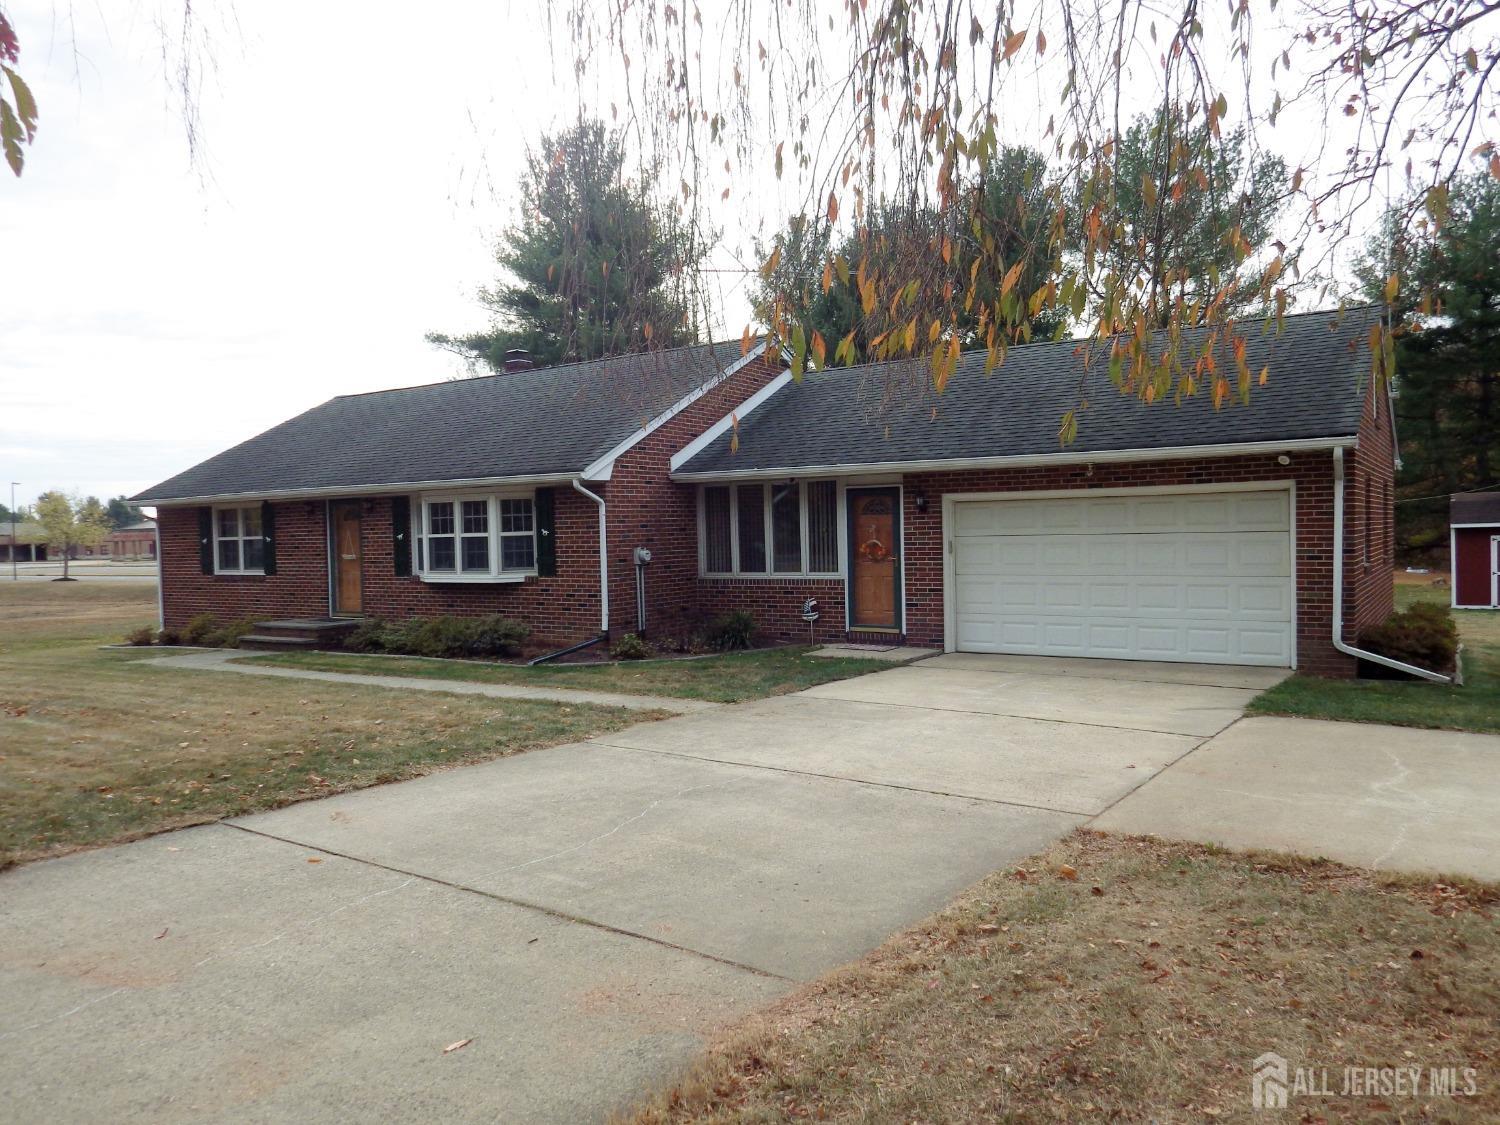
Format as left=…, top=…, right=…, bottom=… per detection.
left=214, top=505, right=264, bottom=574
left=700, top=480, right=840, bottom=577
left=415, top=491, right=536, bottom=581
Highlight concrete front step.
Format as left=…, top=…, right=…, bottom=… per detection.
left=237, top=633, right=323, bottom=651
left=248, top=617, right=360, bottom=645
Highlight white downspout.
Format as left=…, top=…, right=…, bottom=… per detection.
left=154, top=518, right=164, bottom=631
left=1331, top=446, right=1452, bottom=683
left=572, top=479, right=609, bottom=635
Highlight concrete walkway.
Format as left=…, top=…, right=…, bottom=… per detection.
left=139, top=648, right=719, bottom=714
left=1096, top=714, right=1500, bottom=880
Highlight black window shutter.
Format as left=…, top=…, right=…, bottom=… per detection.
left=391, top=495, right=412, bottom=577
left=535, top=487, right=556, bottom=577
left=261, top=502, right=277, bottom=576
left=198, top=507, right=214, bottom=574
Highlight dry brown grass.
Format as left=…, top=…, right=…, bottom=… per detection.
left=627, top=831, right=1500, bottom=1123
left=0, top=582, right=657, bottom=868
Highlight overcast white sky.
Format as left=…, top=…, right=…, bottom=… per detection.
left=0, top=1, right=712, bottom=508
left=0, top=1, right=1406, bottom=511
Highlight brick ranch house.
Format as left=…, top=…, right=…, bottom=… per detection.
left=136, top=306, right=1401, bottom=677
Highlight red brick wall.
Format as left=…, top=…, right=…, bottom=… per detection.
left=156, top=351, right=783, bottom=647
left=605, top=355, right=782, bottom=638
left=159, top=493, right=604, bottom=645
left=899, top=452, right=1356, bottom=676
left=1346, top=382, right=1397, bottom=639
left=696, top=576, right=849, bottom=644
left=691, top=450, right=1371, bottom=676
left=159, top=503, right=330, bottom=628
left=357, top=492, right=605, bottom=646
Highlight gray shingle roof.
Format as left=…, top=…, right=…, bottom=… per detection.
left=137, top=342, right=753, bottom=503
left=1452, top=491, right=1500, bottom=525
left=677, top=306, right=1383, bottom=476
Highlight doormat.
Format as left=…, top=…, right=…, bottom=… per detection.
left=839, top=643, right=901, bottom=652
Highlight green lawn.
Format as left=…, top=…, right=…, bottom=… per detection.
left=241, top=644, right=892, bottom=703
left=1247, top=581, right=1500, bottom=733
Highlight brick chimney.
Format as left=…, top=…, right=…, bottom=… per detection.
left=502, top=349, right=535, bottom=373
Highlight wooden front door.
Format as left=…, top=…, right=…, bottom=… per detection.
left=331, top=501, right=363, bottom=615
left=847, top=488, right=901, bottom=629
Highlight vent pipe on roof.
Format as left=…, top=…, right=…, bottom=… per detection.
left=502, top=349, right=535, bottom=373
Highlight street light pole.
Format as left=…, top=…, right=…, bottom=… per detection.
left=9, top=482, right=18, bottom=581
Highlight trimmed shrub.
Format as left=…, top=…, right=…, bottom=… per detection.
left=1359, top=601, right=1459, bottom=675
left=125, top=625, right=155, bottom=646
left=213, top=617, right=264, bottom=649
left=465, top=615, right=531, bottom=658
left=347, top=615, right=530, bottom=659
left=611, top=632, right=651, bottom=660
left=156, top=628, right=181, bottom=646
left=181, top=613, right=218, bottom=646
left=705, top=610, right=756, bottom=652
left=345, top=618, right=393, bottom=653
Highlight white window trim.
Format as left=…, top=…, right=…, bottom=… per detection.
left=699, top=480, right=843, bottom=579
left=413, top=488, right=538, bottom=583
left=212, top=504, right=265, bottom=575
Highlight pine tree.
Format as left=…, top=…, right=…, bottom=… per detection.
left=1364, top=176, right=1500, bottom=555
left=429, top=121, right=702, bottom=372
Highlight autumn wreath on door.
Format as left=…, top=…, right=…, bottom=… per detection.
left=858, top=535, right=890, bottom=562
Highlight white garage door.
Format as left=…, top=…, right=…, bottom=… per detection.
left=952, top=489, right=1293, bottom=666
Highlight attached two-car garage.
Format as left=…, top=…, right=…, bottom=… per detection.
left=947, top=487, right=1295, bottom=667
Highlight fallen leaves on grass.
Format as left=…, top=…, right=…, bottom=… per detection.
left=625, top=830, right=1500, bottom=1124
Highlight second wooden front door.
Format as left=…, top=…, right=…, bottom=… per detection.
left=847, top=488, right=901, bottom=629
left=331, top=501, right=363, bottom=615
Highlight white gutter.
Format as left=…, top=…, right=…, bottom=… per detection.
left=671, top=435, right=1358, bottom=482
left=141, top=472, right=581, bottom=508
left=153, top=521, right=164, bottom=631
left=1331, top=446, right=1452, bottom=683
left=669, top=371, right=793, bottom=472
left=572, top=478, right=609, bottom=634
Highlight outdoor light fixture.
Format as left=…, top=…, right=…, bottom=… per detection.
left=913, top=490, right=929, bottom=514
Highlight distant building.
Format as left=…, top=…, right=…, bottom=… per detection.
left=0, top=519, right=121, bottom=562
left=109, top=518, right=158, bottom=560
left=1450, top=492, right=1500, bottom=609
left=0, top=521, right=47, bottom=562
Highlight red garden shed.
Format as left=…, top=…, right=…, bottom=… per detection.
left=1451, top=491, right=1500, bottom=609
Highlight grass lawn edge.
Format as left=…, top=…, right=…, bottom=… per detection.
left=620, top=829, right=1500, bottom=1124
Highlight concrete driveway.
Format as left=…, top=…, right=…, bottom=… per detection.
left=0, top=652, right=1271, bottom=1123
left=1096, top=714, right=1500, bottom=880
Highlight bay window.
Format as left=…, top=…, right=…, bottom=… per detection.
left=416, top=492, right=536, bottom=581
left=499, top=498, right=536, bottom=570
left=700, top=480, right=840, bottom=576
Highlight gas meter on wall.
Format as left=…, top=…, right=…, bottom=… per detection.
left=633, top=547, right=652, bottom=565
